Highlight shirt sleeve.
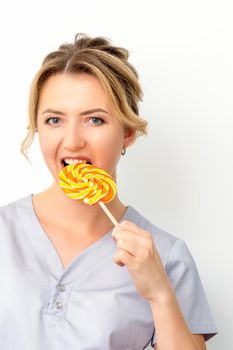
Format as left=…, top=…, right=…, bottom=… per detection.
left=151, top=239, right=218, bottom=346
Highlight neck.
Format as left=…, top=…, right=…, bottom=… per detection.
left=34, top=180, right=126, bottom=236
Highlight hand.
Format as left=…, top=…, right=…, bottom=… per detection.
left=112, top=220, right=173, bottom=303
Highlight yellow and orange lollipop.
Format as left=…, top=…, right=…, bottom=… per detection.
left=58, top=163, right=118, bottom=225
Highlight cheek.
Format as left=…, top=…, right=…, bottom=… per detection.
left=97, top=126, right=124, bottom=148
left=38, top=133, right=55, bottom=161
left=96, top=131, right=123, bottom=154
left=38, top=134, right=47, bottom=153
left=95, top=132, right=124, bottom=172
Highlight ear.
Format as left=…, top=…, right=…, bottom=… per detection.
left=123, top=127, right=136, bottom=147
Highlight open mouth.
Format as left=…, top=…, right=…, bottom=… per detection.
left=62, top=160, right=92, bottom=167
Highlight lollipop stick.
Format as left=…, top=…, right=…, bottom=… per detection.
left=98, top=201, right=118, bottom=226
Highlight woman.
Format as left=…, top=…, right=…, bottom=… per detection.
left=0, top=33, right=217, bottom=349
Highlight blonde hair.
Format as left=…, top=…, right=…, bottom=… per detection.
left=20, top=33, right=148, bottom=162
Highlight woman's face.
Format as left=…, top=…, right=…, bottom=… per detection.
left=37, top=73, right=134, bottom=182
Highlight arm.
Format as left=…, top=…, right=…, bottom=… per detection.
left=154, top=335, right=206, bottom=350
left=112, top=221, right=209, bottom=350
left=151, top=289, right=207, bottom=349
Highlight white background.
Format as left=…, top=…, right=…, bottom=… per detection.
left=0, top=1, right=232, bottom=349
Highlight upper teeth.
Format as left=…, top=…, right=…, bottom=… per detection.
left=64, top=159, right=87, bottom=165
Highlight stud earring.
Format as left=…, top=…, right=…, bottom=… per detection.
left=121, top=146, right=126, bottom=156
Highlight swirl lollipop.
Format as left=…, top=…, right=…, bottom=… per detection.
left=58, top=163, right=118, bottom=225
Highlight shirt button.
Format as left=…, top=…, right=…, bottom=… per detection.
left=55, top=301, right=63, bottom=310
left=58, top=284, right=66, bottom=292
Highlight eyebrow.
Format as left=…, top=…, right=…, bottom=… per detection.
left=42, top=108, right=109, bottom=115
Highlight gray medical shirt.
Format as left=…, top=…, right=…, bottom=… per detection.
left=0, top=195, right=217, bottom=349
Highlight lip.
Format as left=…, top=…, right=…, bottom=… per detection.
left=60, top=155, right=92, bottom=167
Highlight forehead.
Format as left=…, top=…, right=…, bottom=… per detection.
left=38, top=73, right=111, bottom=113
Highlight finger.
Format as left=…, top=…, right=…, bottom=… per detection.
left=112, top=228, right=155, bottom=251
left=113, top=220, right=152, bottom=240
left=112, top=229, right=147, bottom=246
left=116, top=237, right=144, bottom=257
left=114, top=248, right=134, bottom=267
left=118, top=220, right=149, bottom=234
left=114, top=220, right=140, bottom=233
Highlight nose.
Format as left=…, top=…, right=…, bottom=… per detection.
left=63, top=122, right=86, bottom=151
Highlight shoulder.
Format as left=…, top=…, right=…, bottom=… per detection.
left=0, top=195, right=32, bottom=222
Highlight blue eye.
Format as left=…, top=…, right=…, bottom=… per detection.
left=44, top=116, right=105, bottom=126
left=90, top=116, right=104, bottom=125
left=45, top=117, right=60, bottom=125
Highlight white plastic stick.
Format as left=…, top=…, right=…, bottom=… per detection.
left=98, top=201, right=118, bottom=226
